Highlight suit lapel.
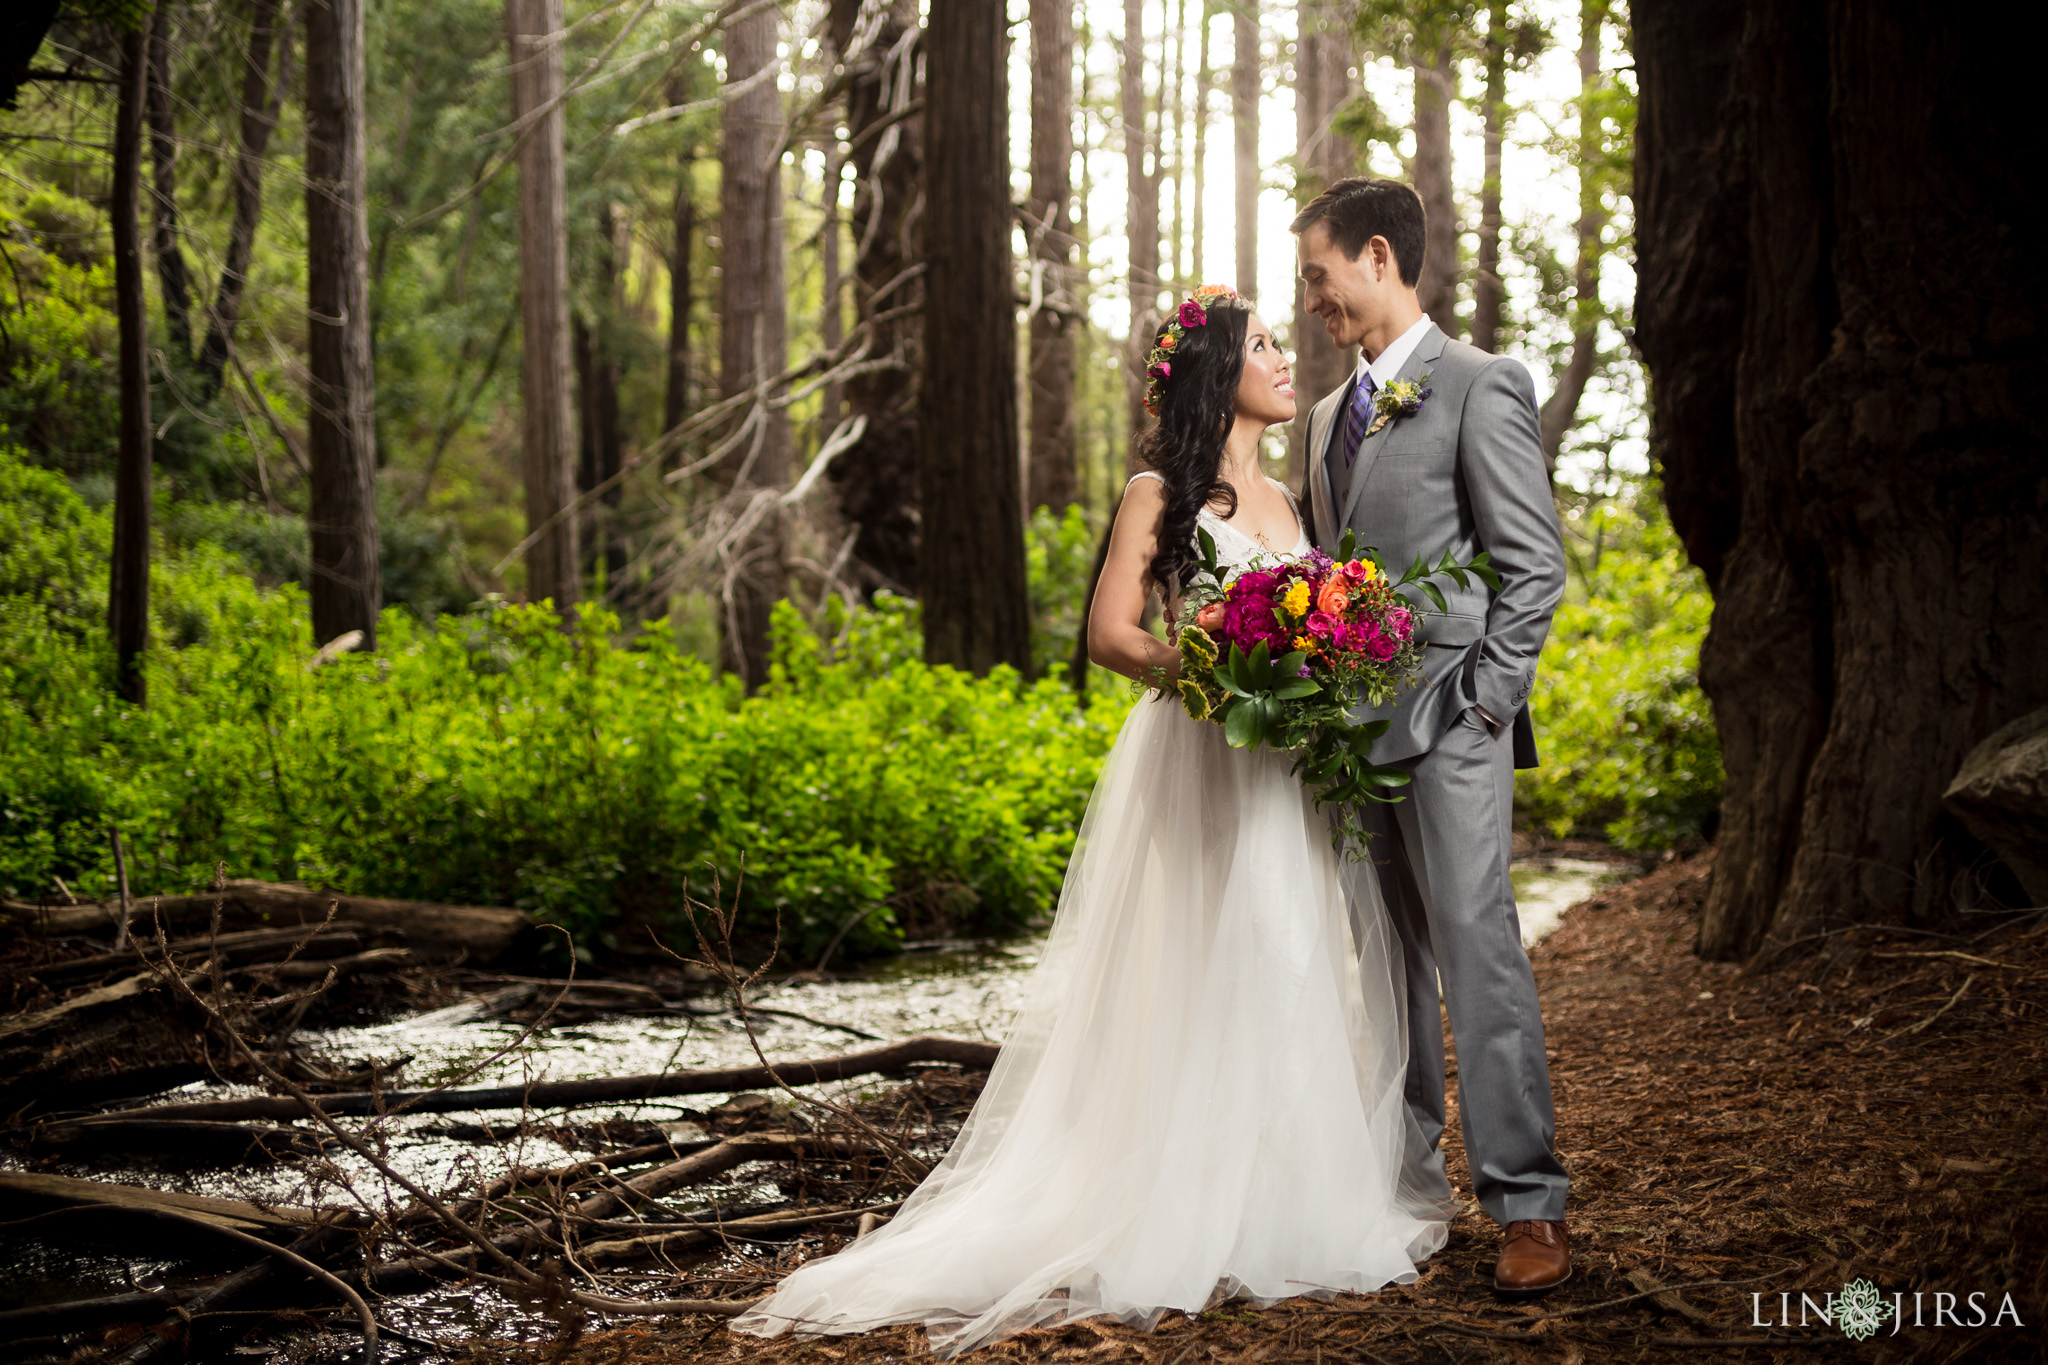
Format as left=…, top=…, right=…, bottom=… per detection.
left=1337, top=323, right=1447, bottom=533
left=1306, top=381, right=1352, bottom=549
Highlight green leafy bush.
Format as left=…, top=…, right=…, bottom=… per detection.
left=0, top=450, right=1129, bottom=957
left=1517, top=494, right=1721, bottom=850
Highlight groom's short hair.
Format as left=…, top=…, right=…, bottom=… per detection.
left=1289, top=179, right=1425, bottom=288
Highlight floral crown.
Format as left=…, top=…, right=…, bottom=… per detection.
left=1143, top=284, right=1244, bottom=417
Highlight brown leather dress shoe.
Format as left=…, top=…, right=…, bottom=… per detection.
left=1493, top=1219, right=1571, bottom=1296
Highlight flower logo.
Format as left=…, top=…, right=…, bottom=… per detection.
left=1836, top=1278, right=1895, bottom=1341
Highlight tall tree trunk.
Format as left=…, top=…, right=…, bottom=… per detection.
left=1027, top=0, right=1077, bottom=511
left=198, top=0, right=284, bottom=396
left=144, top=16, right=192, bottom=360
left=1638, top=0, right=2048, bottom=961
left=1536, top=0, right=1608, bottom=472
left=1287, top=0, right=1356, bottom=479
left=1123, top=0, right=1161, bottom=445
left=823, top=0, right=921, bottom=593
left=304, top=0, right=381, bottom=647
left=1232, top=1, right=1258, bottom=299
left=1471, top=0, right=1507, bottom=354
left=921, top=0, right=1030, bottom=676
left=717, top=1, right=789, bottom=687
left=110, top=17, right=151, bottom=707
left=1165, top=0, right=1186, bottom=285
left=507, top=0, right=578, bottom=615
left=577, top=203, right=625, bottom=595
left=664, top=127, right=694, bottom=440
left=1410, top=36, right=1458, bottom=333
left=820, top=143, right=844, bottom=429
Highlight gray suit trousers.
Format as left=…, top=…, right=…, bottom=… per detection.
left=1351, top=706, right=1569, bottom=1225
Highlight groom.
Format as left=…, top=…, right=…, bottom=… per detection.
left=1292, top=178, right=1572, bottom=1295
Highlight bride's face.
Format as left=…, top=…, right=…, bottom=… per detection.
left=1234, top=313, right=1297, bottom=426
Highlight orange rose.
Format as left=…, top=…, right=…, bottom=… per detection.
left=1195, top=602, right=1226, bottom=631
left=1159, top=331, right=1177, bottom=349
left=1315, top=578, right=1350, bottom=616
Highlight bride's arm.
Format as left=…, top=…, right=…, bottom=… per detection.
left=1087, top=476, right=1183, bottom=685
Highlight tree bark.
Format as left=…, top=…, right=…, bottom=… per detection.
left=921, top=0, right=1031, bottom=676
left=577, top=202, right=625, bottom=594
left=1410, top=36, right=1458, bottom=332
left=507, top=0, right=578, bottom=617
left=198, top=0, right=284, bottom=396
left=1638, top=0, right=2048, bottom=961
left=1123, top=0, right=1162, bottom=447
left=144, top=16, right=193, bottom=360
left=1471, top=0, right=1507, bottom=354
left=1190, top=2, right=1210, bottom=282
left=1536, top=0, right=1607, bottom=472
left=823, top=0, right=922, bottom=593
left=717, top=1, right=790, bottom=686
left=664, top=122, right=695, bottom=441
left=820, top=142, right=845, bottom=430
left=1027, top=0, right=1077, bottom=511
left=1232, top=1, right=1259, bottom=299
left=304, top=0, right=382, bottom=648
left=1287, top=0, right=1357, bottom=478
left=109, top=17, right=151, bottom=707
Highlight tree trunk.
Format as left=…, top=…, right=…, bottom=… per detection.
left=823, top=0, right=921, bottom=594
left=1232, top=1, right=1259, bottom=300
left=1027, top=0, right=1077, bottom=511
left=664, top=135, right=694, bottom=440
left=1471, top=0, right=1507, bottom=354
left=1287, top=0, right=1356, bottom=479
left=506, top=0, right=578, bottom=617
left=1536, top=0, right=1607, bottom=472
left=1638, top=0, right=2048, bottom=961
left=820, top=143, right=844, bottom=430
left=305, top=0, right=381, bottom=647
left=1190, top=0, right=1211, bottom=282
left=1411, top=37, right=1458, bottom=333
left=110, top=18, right=151, bottom=708
left=716, top=1, right=790, bottom=687
left=921, top=0, right=1030, bottom=676
left=144, top=16, right=193, bottom=360
left=197, top=0, right=284, bottom=396
left=576, top=205, right=625, bottom=595
left=1123, top=0, right=1161, bottom=446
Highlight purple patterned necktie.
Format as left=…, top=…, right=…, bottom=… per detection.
left=1342, top=373, right=1379, bottom=469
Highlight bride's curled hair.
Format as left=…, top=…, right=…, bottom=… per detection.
left=1136, top=293, right=1254, bottom=596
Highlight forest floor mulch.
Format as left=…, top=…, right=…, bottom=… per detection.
left=453, top=850, right=2045, bottom=1364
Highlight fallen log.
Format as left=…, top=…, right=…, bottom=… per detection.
left=0, top=1170, right=321, bottom=1235
left=577, top=1199, right=901, bottom=1264
left=2, top=880, right=534, bottom=963
left=86, top=1034, right=1003, bottom=1123
left=250, top=945, right=416, bottom=982
left=0, top=970, right=210, bottom=1110
left=0, top=1291, right=184, bottom=1334
left=29, top=1117, right=327, bottom=1160
left=27, top=924, right=377, bottom=987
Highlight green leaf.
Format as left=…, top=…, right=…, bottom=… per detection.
left=1196, top=525, right=1219, bottom=573
left=1224, top=697, right=1261, bottom=748
left=1274, top=650, right=1307, bottom=676
left=1420, top=581, right=1448, bottom=613
left=1273, top=677, right=1320, bottom=700
left=1338, top=528, right=1358, bottom=560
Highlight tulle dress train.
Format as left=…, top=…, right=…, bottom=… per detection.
left=730, top=482, right=1458, bottom=1356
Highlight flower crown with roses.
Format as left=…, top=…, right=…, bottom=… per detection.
left=1143, top=284, right=1245, bottom=417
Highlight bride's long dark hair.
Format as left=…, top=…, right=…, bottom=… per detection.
left=1136, top=295, right=1254, bottom=595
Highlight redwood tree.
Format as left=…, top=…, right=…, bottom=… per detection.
left=1232, top=1, right=1259, bottom=300
left=110, top=16, right=151, bottom=705
left=1288, top=0, right=1358, bottom=476
left=1636, top=0, right=2048, bottom=960
left=921, top=0, right=1030, bottom=676
left=198, top=0, right=285, bottom=395
left=304, top=0, right=381, bottom=647
left=1027, top=0, right=1077, bottom=511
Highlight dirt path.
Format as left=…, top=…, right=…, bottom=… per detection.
left=455, top=852, right=2046, bottom=1364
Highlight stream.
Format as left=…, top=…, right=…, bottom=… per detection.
left=2, top=855, right=1626, bottom=1355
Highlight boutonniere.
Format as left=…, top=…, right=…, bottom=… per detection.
left=1362, top=372, right=1434, bottom=439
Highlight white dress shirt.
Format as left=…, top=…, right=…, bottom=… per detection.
left=1353, top=312, right=1435, bottom=394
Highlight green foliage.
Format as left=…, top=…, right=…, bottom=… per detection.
left=1517, top=492, right=1721, bottom=850
left=1026, top=503, right=1098, bottom=680
left=0, top=451, right=1128, bottom=958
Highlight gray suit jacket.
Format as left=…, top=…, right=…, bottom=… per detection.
left=1303, top=323, right=1565, bottom=769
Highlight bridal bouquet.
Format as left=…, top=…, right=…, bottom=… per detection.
left=1165, top=529, right=1499, bottom=850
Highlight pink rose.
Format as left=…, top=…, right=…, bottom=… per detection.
left=1195, top=602, right=1226, bottom=631
left=1306, top=610, right=1338, bottom=638
left=1386, top=607, right=1414, bottom=640
left=1148, top=360, right=1171, bottom=379
left=1179, top=300, right=1207, bottom=328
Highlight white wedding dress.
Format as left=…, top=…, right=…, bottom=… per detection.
left=731, top=474, right=1458, bottom=1356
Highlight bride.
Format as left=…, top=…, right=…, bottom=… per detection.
left=731, top=286, right=1459, bottom=1357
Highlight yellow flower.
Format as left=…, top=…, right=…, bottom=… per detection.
left=1281, top=580, right=1311, bottom=617
left=1293, top=634, right=1316, bottom=652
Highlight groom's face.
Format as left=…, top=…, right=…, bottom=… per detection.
left=1296, top=222, right=1384, bottom=351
